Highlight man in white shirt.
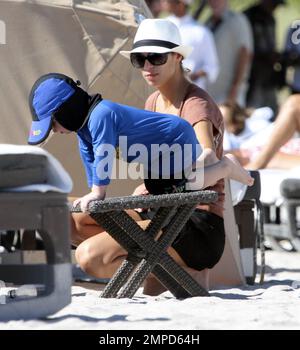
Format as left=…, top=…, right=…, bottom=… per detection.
left=162, top=0, right=219, bottom=90
left=206, top=0, right=253, bottom=106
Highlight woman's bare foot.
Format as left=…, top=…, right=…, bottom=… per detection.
left=224, top=154, right=254, bottom=186
left=225, top=149, right=251, bottom=166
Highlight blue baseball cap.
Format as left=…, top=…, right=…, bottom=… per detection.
left=28, top=73, right=77, bottom=145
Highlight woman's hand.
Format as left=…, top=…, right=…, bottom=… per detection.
left=132, top=183, right=149, bottom=196
left=132, top=183, right=149, bottom=213
left=73, top=185, right=106, bottom=212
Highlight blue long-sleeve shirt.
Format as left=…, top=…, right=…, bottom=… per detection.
left=77, top=100, right=201, bottom=187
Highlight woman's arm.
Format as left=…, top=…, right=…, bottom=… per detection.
left=193, top=120, right=215, bottom=150
left=193, top=120, right=218, bottom=166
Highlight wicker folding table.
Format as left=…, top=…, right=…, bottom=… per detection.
left=72, top=190, right=218, bottom=299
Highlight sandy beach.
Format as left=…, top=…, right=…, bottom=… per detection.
left=0, top=250, right=299, bottom=330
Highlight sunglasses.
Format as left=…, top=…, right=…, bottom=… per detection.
left=130, top=52, right=170, bottom=69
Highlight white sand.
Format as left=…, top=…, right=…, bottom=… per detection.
left=0, top=250, right=300, bottom=330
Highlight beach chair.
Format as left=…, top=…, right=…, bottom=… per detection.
left=0, top=149, right=72, bottom=321
left=259, top=168, right=300, bottom=252
left=233, top=171, right=265, bottom=285
left=71, top=190, right=218, bottom=299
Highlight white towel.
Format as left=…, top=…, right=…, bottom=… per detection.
left=259, top=167, right=300, bottom=205
left=229, top=179, right=248, bottom=206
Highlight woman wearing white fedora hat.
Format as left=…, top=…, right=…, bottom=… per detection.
left=122, top=18, right=228, bottom=294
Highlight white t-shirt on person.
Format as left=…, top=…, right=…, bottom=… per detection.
left=167, top=15, right=219, bottom=90
left=206, top=10, right=253, bottom=106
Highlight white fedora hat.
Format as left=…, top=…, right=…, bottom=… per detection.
left=121, top=19, right=193, bottom=59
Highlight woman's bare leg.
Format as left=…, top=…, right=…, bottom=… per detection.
left=75, top=231, right=127, bottom=278
left=71, top=209, right=142, bottom=246
left=248, top=94, right=300, bottom=169
left=75, top=220, right=152, bottom=278
left=75, top=219, right=210, bottom=295
left=71, top=212, right=105, bottom=246
left=258, top=152, right=300, bottom=170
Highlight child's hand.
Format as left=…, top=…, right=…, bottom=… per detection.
left=73, top=192, right=104, bottom=212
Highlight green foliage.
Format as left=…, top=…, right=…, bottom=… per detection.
left=229, top=0, right=258, bottom=11
left=191, top=0, right=300, bottom=49
left=191, top=0, right=300, bottom=14
left=229, top=0, right=300, bottom=11
left=284, top=0, right=300, bottom=9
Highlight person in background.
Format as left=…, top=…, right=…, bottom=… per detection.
left=220, top=95, right=300, bottom=170
left=206, top=0, right=253, bottom=106
left=145, top=0, right=163, bottom=18
left=219, top=102, right=274, bottom=159
left=162, top=0, right=219, bottom=90
left=244, top=0, right=286, bottom=114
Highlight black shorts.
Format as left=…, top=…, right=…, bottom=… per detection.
left=144, top=177, right=187, bottom=195
left=142, top=178, right=225, bottom=271
left=139, top=208, right=225, bottom=271
left=172, top=209, right=225, bottom=271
